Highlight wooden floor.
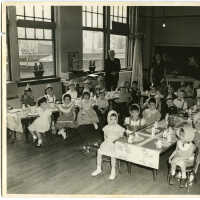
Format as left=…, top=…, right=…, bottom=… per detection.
left=6, top=130, right=200, bottom=196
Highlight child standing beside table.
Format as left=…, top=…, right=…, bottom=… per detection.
left=56, top=94, right=76, bottom=139
left=28, top=96, right=53, bottom=147
left=77, top=92, right=99, bottom=140
left=91, top=110, right=125, bottom=180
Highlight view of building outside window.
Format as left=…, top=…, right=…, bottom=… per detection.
left=16, top=5, right=55, bottom=79
left=110, top=34, right=127, bottom=69
left=82, top=30, right=104, bottom=72
left=18, top=40, right=54, bottom=79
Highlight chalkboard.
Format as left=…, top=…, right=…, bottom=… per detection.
left=154, top=46, right=200, bottom=79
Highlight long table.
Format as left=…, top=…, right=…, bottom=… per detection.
left=101, top=120, right=184, bottom=181
left=7, top=106, right=59, bottom=142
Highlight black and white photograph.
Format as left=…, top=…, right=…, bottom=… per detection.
left=2, top=1, right=200, bottom=197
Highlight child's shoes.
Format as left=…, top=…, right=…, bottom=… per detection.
left=176, top=172, right=182, bottom=179
left=180, top=178, right=187, bottom=188
left=35, top=139, right=42, bottom=148
left=94, top=123, right=98, bottom=130
left=169, top=175, right=175, bottom=185
left=91, top=169, right=102, bottom=176
left=58, top=128, right=68, bottom=140
left=32, top=136, right=38, bottom=143
left=108, top=170, right=116, bottom=180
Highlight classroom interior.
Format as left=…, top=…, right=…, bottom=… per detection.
left=4, top=5, right=200, bottom=196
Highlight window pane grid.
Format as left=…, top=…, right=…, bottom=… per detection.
left=82, top=6, right=103, bottom=29
left=16, top=5, right=55, bottom=79
left=16, top=5, right=52, bottom=22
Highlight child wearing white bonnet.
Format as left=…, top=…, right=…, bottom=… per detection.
left=168, top=126, right=196, bottom=187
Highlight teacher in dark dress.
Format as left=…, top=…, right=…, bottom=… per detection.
left=104, top=50, right=121, bottom=91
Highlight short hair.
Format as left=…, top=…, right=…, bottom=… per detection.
left=148, top=98, right=156, bottom=104
left=38, top=96, right=47, bottom=106
left=63, top=94, right=71, bottom=101
left=82, top=91, right=90, bottom=98
left=129, top=104, right=140, bottom=112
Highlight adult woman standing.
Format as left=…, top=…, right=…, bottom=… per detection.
left=104, top=50, right=121, bottom=91
left=150, top=53, right=166, bottom=87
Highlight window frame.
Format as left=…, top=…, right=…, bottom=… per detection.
left=16, top=6, right=56, bottom=81
left=82, top=6, right=105, bottom=72
left=110, top=33, right=128, bottom=70
left=109, top=6, right=129, bottom=70
left=6, top=7, right=12, bottom=81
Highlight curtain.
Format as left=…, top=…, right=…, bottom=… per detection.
left=131, top=37, right=143, bottom=92
left=130, top=7, right=143, bottom=92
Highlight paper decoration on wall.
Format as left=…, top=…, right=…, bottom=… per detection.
left=68, top=52, right=82, bottom=72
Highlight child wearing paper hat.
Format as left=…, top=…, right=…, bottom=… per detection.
left=21, top=83, right=35, bottom=107
left=44, top=84, right=56, bottom=103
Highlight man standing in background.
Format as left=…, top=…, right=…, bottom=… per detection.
left=104, top=50, right=121, bottom=91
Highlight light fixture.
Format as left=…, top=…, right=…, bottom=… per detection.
left=162, top=21, right=166, bottom=28
left=162, top=7, right=167, bottom=28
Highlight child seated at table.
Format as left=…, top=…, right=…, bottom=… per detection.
left=142, top=98, right=161, bottom=125
left=184, top=83, right=195, bottom=108
left=56, top=94, right=76, bottom=139
left=28, top=96, right=52, bottom=147
left=93, top=85, right=101, bottom=101
left=21, top=84, right=35, bottom=107
left=44, top=84, right=56, bottom=104
left=168, top=127, right=196, bottom=187
left=130, top=81, right=140, bottom=104
left=173, top=89, right=188, bottom=111
left=124, top=104, right=145, bottom=134
left=94, top=89, right=109, bottom=139
left=166, top=85, right=177, bottom=100
left=91, top=110, right=125, bottom=180
left=82, top=79, right=91, bottom=94
left=95, top=89, right=109, bottom=115
left=165, top=97, right=178, bottom=115
left=77, top=91, right=99, bottom=130
left=64, top=81, right=78, bottom=101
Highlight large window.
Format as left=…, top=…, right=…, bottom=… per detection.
left=83, top=31, right=103, bottom=72
left=82, top=6, right=104, bottom=71
left=110, top=34, right=127, bottom=69
left=110, top=6, right=127, bottom=29
left=110, top=6, right=128, bottom=69
left=16, top=5, right=55, bottom=79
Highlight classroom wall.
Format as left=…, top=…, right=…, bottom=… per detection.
left=139, top=6, right=200, bottom=82
left=55, top=6, right=82, bottom=78
left=152, top=7, right=200, bottom=46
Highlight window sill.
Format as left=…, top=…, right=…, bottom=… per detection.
left=17, top=77, right=61, bottom=87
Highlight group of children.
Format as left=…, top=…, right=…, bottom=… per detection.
left=19, top=80, right=200, bottom=184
